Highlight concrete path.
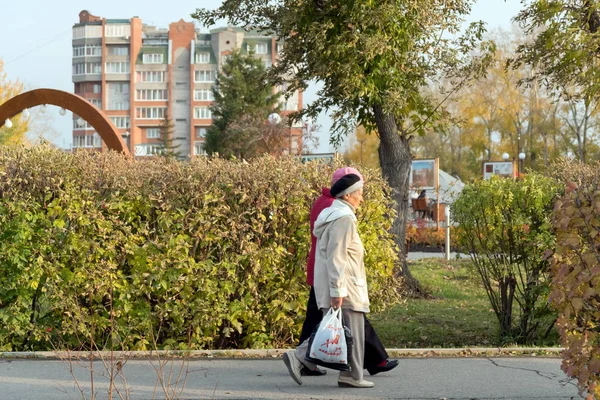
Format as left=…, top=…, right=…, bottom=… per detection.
left=0, top=356, right=582, bottom=399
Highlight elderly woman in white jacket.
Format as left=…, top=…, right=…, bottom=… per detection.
left=283, top=173, right=373, bottom=389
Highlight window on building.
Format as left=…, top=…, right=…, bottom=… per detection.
left=194, top=89, right=214, bottom=101
left=108, top=83, right=130, bottom=93
left=276, top=43, right=284, bottom=54
left=195, top=127, right=207, bottom=139
left=194, top=107, right=212, bottom=119
left=249, top=43, right=268, bottom=54
left=221, top=55, right=231, bottom=65
left=135, top=144, right=165, bottom=156
left=264, top=59, right=272, bottom=68
left=109, top=117, right=130, bottom=128
left=72, top=64, right=84, bottom=75
left=73, top=62, right=102, bottom=75
left=194, top=70, right=216, bottom=82
left=72, top=25, right=102, bottom=39
left=93, top=84, right=101, bottom=94
left=148, top=145, right=165, bottom=155
left=105, top=62, right=130, bottom=74
left=73, top=119, right=93, bottom=130
left=194, top=142, right=206, bottom=156
left=284, top=100, right=298, bottom=111
left=105, top=24, right=131, bottom=38
left=72, top=27, right=85, bottom=40
left=256, top=43, right=268, bottom=54
left=137, top=71, right=166, bottom=83
left=136, top=89, right=168, bottom=100
left=108, top=46, right=129, bottom=56
left=107, top=101, right=130, bottom=111
left=136, top=107, right=167, bottom=119
left=146, top=128, right=160, bottom=139
left=195, top=52, right=210, bottom=64
left=73, top=133, right=102, bottom=148
left=143, top=53, right=164, bottom=64
left=88, top=98, right=102, bottom=108
left=73, top=45, right=102, bottom=57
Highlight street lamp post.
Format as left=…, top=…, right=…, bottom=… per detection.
left=358, top=138, right=367, bottom=164
left=518, top=152, right=526, bottom=174
left=282, top=92, right=292, bottom=155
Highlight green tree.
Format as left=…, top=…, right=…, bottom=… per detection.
left=0, top=59, right=28, bottom=145
left=510, top=1, right=600, bottom=163
left=157, top=115, right=182, bottom=159
left=193, top=0, right=493, bottom=292
left=453, top=174, right=562, bottom=343
left=204, top=49, right=281, bottom=158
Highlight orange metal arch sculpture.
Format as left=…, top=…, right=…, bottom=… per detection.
left=0, top=88, right=129, bottom=155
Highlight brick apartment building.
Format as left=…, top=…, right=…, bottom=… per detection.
left=71, top=10, right=303, bottom=157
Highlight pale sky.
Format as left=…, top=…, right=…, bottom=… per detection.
left=0, top=0, right=523, bottom=151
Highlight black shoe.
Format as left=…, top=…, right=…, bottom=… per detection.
left=300, top=365, right=327, bottom=376
left=367, top=359, right=399, bottom=376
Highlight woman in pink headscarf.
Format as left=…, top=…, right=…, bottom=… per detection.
left=283, top=167, right=398, bottom=385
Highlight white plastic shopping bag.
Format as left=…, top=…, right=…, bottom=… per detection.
left=305, top=307, right=352, bottom=371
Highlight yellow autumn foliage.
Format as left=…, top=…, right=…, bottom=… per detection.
left=0, top=58, right=28, bottom=146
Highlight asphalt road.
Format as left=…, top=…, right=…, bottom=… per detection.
left=0, top=356, right=582, bottom=399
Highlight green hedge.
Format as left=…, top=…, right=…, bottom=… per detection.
left=0, top=145, right=401, bottom=351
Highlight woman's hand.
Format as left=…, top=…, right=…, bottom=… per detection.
left=331, top=297, right=343, bottom=309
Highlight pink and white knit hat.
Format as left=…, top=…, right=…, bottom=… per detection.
left=331, top=167, right=363, bottom=185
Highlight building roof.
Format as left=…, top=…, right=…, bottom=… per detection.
left=106, top=19, right=131, bottom=24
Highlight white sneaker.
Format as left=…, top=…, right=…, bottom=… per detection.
left=282, top=351, right=302, bottom=385
left=338, top=376, right=375, bottom=388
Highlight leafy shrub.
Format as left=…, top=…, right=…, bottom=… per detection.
left=0, top=145, right=401, bottom=351
left=549, top=160, right=600, bottom=399
left=452, top=174, right=562, bottom=344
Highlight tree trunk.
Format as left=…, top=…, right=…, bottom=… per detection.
left=373, top=104, right=425, bottom=296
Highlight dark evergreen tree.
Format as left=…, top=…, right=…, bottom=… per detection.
left=204, top=49, right=281, bottom=158
left=158, top=115, right=181, bottom=159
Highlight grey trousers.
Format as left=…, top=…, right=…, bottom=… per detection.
left=295, top=308, right=366, bottom=381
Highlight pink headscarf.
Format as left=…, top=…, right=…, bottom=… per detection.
left=331, top=167, right=364, bottom=185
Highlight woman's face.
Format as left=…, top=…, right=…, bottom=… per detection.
left=344, top=188, right=364, bottom=209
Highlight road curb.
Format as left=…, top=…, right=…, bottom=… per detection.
left=0, top=347, right=564, bottom=360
